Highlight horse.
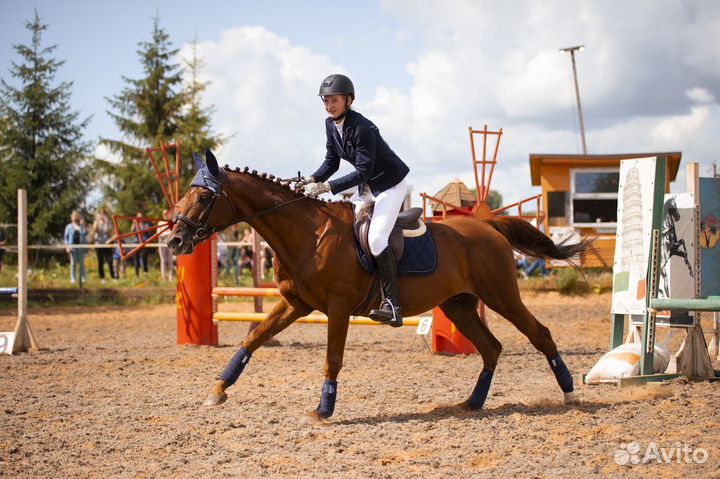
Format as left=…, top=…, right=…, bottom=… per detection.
left=660, top=197, right=693, bottom=297
left=167, top=150, right=594, bottom=422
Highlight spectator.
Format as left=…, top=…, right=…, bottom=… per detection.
left=239, top=246, right=253, bottom=275
left=261, top=245, right=274, bottom=280
left=158, top=209, right=174, bottom=281
left=112, top=238, right=126, bottom=280
left=90, top=206, right=115, bottom=283
left=0, top=225, right=6, bottom=274
left=238, top=228, right=254, bottom=276
left=63, top=210, right=88, bottom=285
left=226, top=225, right=241, bottom=285
left=516, top=252, right=548, bottom=279
left=130, top=212, right=150, bottom=278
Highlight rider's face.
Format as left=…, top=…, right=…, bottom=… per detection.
left=322, top=94, right=352, bottom=121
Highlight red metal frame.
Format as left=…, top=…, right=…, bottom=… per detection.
left=111, top=139, right=182, bottom=261
left=111, top=215, right=173, bottom=260
left=147, top=140, right=182, bottom=210
left=469, top=125, right=502, bottom=203
left=421, top=125, right=542, bottom=226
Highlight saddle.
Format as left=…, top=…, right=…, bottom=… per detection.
left=353, top=206, right=426, bottom=264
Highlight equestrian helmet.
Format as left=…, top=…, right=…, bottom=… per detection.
left=318, top=74, right=355, bottom=100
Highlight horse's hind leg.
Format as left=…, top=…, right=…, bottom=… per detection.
left=481, top=281, right=578, bottom=404
left=439, top=294, right=502, bottom=411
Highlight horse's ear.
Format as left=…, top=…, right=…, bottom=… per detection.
left=192, top=151, right=205, bottom=171
left=205, top=149, right=219, bottom=176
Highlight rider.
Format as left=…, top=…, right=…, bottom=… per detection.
left=303, top=74, right=410, bottom=327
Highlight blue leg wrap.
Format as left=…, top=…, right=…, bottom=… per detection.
left=467, top=368, right=494, bottom=410
left=218, top=347, right=252, bottom=387
left=548, top=353, right=574, bottom=393
left=315, top=380, right=337, bottom=418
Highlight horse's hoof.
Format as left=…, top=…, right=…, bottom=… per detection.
left=456, top=400, right=481, bottom=411
left=563, top=391, right=580, bottom=404
left=203, top=391, right=228, bottom=406
left=301, top=410, right=330, bottom=424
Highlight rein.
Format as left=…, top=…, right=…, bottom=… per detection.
left=176, top=173, right=310, bottom=242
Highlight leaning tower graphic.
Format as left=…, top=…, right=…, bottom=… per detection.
left=620, top=166, right=645, bottom=274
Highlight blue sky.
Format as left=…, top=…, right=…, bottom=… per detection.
left=2, top=0, right=719, bottom=208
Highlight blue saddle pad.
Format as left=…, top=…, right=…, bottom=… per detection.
left=355, top=229, right=437, bottom=276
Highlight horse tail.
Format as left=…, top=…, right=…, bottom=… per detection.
left=485, top=217, right=595, bottom=266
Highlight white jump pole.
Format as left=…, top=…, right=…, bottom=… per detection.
left=12, top=189, right=37, bottom=353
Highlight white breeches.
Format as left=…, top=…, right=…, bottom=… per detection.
left=350, top=180, right=408, bottom=256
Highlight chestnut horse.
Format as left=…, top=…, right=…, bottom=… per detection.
left=168, top=150, right=593, bottom=421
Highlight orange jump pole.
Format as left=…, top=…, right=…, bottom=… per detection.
left=176, top=236, right=218, bottom=346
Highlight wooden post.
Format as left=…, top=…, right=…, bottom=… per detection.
left=12, top=189, right=38, bottom=353
left=675, top=162, right=716, bottom=377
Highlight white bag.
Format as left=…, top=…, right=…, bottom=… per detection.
left=585, top=333, right=671, bottom=383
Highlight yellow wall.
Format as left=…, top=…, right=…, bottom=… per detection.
left=540, top=161, right=619, bottom=269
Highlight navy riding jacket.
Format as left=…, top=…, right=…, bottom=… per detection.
left=311, top=110, right=409, bottom=196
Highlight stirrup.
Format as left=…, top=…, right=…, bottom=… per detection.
left=369, top=300, right=403, bottom=328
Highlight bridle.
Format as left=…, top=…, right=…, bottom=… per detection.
left=174, top=170, right=310, bottom=242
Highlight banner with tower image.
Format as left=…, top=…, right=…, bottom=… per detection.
left=611, top=158, right=659, bottom=315
left=699, top=177, right=720, bottom=298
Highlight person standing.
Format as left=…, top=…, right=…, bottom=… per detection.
left=157, top=209, right=175, bottom=281
left=131, top=212, right=150, bottom=278
left=64, top=210, right=87, bottom=285
left=90, top=207, right=115, bottom=283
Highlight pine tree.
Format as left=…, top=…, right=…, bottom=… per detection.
left=176, top=37, right=224, bottom=181
left=0, top=11, right=92, bottom=244
left=101, top=16, right=186, bottom=217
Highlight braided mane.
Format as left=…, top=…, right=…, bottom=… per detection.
left=222, top=165, right=352, bottom=216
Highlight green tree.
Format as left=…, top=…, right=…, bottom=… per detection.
left=0, top=11, right=92, bottom=243
left=176, top=37, right=224, bottom=175
left=487, top=189, right=503, bottom=210
left=101, top=16, right=186, bottom=217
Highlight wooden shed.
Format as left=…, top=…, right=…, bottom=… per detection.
left=528, top=152, right=682, bottom=268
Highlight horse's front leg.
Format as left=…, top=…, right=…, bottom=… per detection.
left=677, top=239, right=694, bottom=276
left=303, top=304, right=351, bottom=422
left=203, top=298, right=311, bottom=406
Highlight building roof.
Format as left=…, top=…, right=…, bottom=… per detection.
left=431, top=178, right=476, bottom=212
left=528, top=152, right=682, bottom=186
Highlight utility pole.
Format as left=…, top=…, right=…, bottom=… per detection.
left=560, top=45, right=587, bottom=154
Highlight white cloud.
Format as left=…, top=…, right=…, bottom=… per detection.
left=179, top=26, right=342, bottom=179
left=181, top=3, right=720, bottom=210
left=687, top=87, right=715, bottom=104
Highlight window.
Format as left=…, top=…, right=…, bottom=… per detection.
left=570, top=168, right=618, bottom=227
left=547, top=191, right=568, bottom=227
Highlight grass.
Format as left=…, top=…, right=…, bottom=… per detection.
left=0, top=254, right=268, bottom=309
left=0, top=254, right=613, bottom=310
left=518, top=267, right=613, bottom=295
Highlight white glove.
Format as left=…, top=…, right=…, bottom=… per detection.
left=296, top=175, right=314, bottom=188
left=304, top=181, right=331, bottom=197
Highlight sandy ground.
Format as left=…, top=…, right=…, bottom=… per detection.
left=1, top=292, right=719, bottom=478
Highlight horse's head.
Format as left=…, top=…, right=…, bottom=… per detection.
left=167, top=149, right=236, bottom=255
left=664, top=197, right=680, bottom=222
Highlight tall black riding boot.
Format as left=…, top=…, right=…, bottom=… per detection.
left=369, top=247, right=403, bottom=327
